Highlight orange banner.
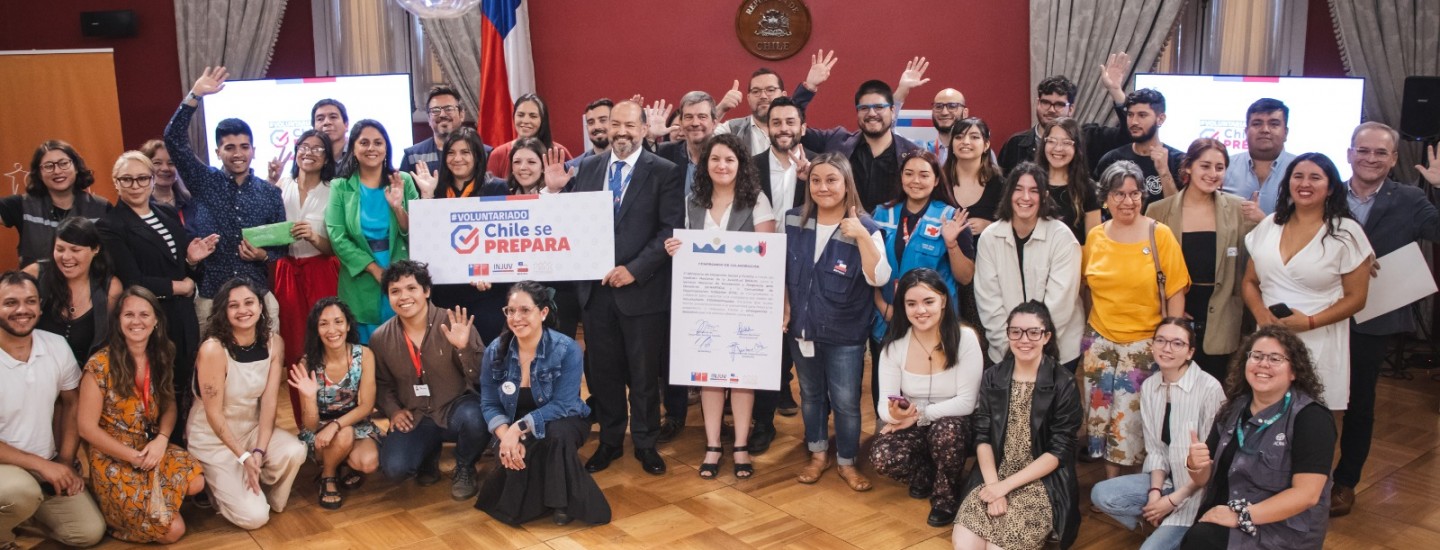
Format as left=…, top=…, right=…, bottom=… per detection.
left=0, top=49, right=124, bottom=270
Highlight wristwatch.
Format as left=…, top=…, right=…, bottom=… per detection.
left=186, top=91, right=202, bottom=103
left=513, top=418, right=531, bottom=435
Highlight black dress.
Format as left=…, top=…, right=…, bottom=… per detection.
left=1181, top=231, right=1228, bottom=379
left=475, top=388, right=611, bottom=525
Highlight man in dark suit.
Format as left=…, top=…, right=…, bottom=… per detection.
left=655, top=91, right=718, bottom=198
left=1330, top=123, right=1440, bottom=516
left=800, top=79, right=922, bottom=212
left=544, top=100, right=684, bottom=475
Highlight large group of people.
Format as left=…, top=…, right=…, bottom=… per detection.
left=2, top=47, right=1439, bottom=550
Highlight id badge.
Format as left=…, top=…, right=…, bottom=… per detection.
left=413, top=384, right=431, bottom=397
left=797, top=339, right=816, bottom=358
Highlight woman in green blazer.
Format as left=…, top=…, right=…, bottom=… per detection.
left=1145, top=138, right=1255, bottom=380
left=325, top=120, right=417, bottom=341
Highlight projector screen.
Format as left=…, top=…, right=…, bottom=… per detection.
left=200, top=74, right=415, bottom=172
left=1132, top=74, right=1364, bottom=181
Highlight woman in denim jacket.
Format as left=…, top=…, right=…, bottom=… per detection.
left=476, top=281, right=611, bottom=527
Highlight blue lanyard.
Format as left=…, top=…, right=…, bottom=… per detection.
left=1236, top=391, right=1291, bottom=452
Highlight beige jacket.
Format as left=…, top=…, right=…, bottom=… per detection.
left=1146, top=189, right=1255, bottom=355
left=974, top=218, right=1085, bottom=364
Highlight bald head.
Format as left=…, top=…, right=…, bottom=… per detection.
left=932, top=88, right=969, bottom=133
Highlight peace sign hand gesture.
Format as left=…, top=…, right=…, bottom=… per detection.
left=441, top=306, right=474, bottom=350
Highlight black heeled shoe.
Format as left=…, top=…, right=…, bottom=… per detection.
left=732, top=446, right=754, bottom=479
left=698, top=446, right=723, bottom=479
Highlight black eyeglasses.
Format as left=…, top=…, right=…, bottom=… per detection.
left=1006, top=327, right=1049, bottom=341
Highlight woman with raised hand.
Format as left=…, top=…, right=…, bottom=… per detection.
left=953, top=301, right=1082, bottom=550
left=477, top=281, right=610, bottom=526
left=286, top=298, right=379, bottom=510
left=664, top=133, right=775, bottom=480
left=870, top=268, right=982, bottom=527
left=186, top=278, right=306, bottom=530
left=24, top=217, right=122, bottom=367
left=78, top=287, right=205, bottom=543
left=326, top=120, right=418, bottom=342
left=973, top=162, right=1084, bottom=371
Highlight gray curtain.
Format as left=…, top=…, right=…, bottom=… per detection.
left=1328, top=0, right=1440, bottom=183
left=172, top=0, right=290, bottom=157
left=1029, top=0, right=1188, bottom=126
left=419, top=9, right=482, bottom=117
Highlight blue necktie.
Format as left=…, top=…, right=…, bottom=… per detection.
left=610, top=160, right=627, bottom=215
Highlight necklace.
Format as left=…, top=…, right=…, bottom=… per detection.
left=235, top=336, right=262, bottom=353
left=911, top=331, right=942, bottom=371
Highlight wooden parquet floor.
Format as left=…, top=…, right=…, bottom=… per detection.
left=16, top=367, right=1440, bottom=549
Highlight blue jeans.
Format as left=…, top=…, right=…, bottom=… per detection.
left=1090, top=473, right=1190, bottom=550
left=379, top=393, right=491, bottom=479
left=789, top=339, right=864, bottom=465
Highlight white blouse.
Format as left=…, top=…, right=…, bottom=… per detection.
left=875, top=327, right=984, bottom=425
left=279, top=175, right=332, bottom=258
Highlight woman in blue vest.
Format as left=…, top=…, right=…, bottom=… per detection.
left=870, top=150, right=974, bottom=406
left=665, top=133, right=775, bottom=480
left=1181, top=325, right=1336, bottom=549
left=785, top=152, right=890, bottom=492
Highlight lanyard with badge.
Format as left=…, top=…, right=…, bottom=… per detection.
left=404, top=332, right=431, bottom=397
left=137, top=357, right=156, bottom=438
left=1236, top=391, right=1291, bottom=453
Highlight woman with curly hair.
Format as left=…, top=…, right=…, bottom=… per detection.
left=1181, top=325, right=1336, bottom=549
left=664, top=133, right=774, bottom=479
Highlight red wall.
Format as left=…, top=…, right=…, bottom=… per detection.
left=1303, top=0, right=1347, bottom=77
left=525, top=0, right=1033, bottom=152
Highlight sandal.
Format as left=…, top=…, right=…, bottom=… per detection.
left=796, top=454, right=830, bottom=484
left=339, top=464, right=366, bottom=490
left=698, top=446, right=723, bottom=479
left=837, top=465, right=872, bottom=492
left=318, top=477, right=343, bottom=510
left=732, top=446, right=754, bottom=479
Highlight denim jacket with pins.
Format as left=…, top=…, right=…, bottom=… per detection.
left=479, top=328, right=589, bottom=439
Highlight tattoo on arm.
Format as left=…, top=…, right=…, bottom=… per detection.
left=202, top=383, right=219, bottom=399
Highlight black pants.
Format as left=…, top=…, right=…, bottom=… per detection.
left=475, top=416, right=611, bottom=525
left=583, top=286, right=665, bottom=449
left=753, top=337, right=796, bottom=429
left=1334, top=329, right=1388, bottom=488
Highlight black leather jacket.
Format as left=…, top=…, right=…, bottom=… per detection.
left=960, top=355, right=1083, bottom=548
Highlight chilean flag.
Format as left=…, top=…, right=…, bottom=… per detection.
left=479, top=0, right=536, bottom=147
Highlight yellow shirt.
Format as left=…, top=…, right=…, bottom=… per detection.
left=1083, top=221, right=1191, bottom=343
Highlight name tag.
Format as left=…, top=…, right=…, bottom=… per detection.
left=1227, top=247, right=1238, bottom=257
left=413, top=384, right=431, bottom=397
left=797, top=339, right=816, bottom=358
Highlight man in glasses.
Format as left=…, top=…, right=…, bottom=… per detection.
left=400, top=85, right=489, bottom=174
left=998, top=52, right=1132, bottom=174
left=928, top=88, right=968, bottom=162
left=1329, top=122, right=1440, bottom=517
left=1096, top=88, right=1183, bottom=206
left=801, top=71, right=928, bottom=211
left=713, top=50, right=834, bottom=156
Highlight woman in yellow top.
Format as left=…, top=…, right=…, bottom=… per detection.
left=1081, top=160, right=1189, bottom=480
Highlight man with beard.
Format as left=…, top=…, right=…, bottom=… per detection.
left=801, top=78, right=924, bottom=211
left=997, top=52, right=1132, bottom=174
left=927, top=88, right=969, bottom=162
left=0, top=271, right=106, bottom=548
left=1224, top=98, right=1296, bottom=221
left=748, top=96, right=813, bottom=452
left=165, top=66, right=286, bottom=329
left=566, top=98, right=614, bottom=171
left=542, top=101, right=684, bottom=476
left=1095, top=88, right=1183, bottom=206
left=1329, top=123, right=1440, bottom=517
left=657, top=91, right=719, bottom=196
left=401, top=85, right=485, bottom=174
left=714, top=50, right=835, bottom=155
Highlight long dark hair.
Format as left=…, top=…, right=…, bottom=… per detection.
left=39, top=217, right=109, bottom=323
left=880, top=268, right=963, bottom=369
left=689, top=134, right=760, bottom=210
left=1223, top=325, right=1326, bottom=406
left=337, top=119, right=395, bottom=180
left=504, top=136, right=548, bottom=195
left=995, top=162, right=1057, bottom=221
left=884, top=151, right=956, bottom=209
left=289, top=129, right=337, bottom=181
left=1273, top=152, right=1354, bottom=243
left=1005, top=300, right=1060, bottom=361
left=490, top=281, right=560, bottom=370
left=105, top=287, right=176, bottom=411
left=202, top=278, right=273, bottom=357
left=302, top=297, right=359, bottom=374
left=513, top=94, right=555, bottom=148
left=1034, top=118, right=1095, bottom=234
left=943, top=117, right=1001, bottom=188
left=438, top=127, right=490, bottom=197
left=28, top=140, right=95, bottom=196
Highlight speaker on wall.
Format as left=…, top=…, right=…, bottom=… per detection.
left=1400, top=76, right=1440, bottom=140
left=80, top=10, right=137, bottom=39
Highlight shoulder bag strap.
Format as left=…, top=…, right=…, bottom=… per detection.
left=1149, top=220, right=1167, bottom=318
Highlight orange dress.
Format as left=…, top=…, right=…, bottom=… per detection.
left=84, top=350, right=203, bottom=542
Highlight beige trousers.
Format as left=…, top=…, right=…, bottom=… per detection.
left=0, top=464, right=106, bottom=547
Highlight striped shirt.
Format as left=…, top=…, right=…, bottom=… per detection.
left=139, top=211, right=177, bottom=257
left=1140, top=361, right=1225, bottom=528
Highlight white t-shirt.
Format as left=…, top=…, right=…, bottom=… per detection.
left=0, top=330, right=80, bottom=458
left=768, top=152, right=801, bottom=218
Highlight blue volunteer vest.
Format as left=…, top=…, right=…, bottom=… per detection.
left=870, top=200, right=961, bottom=341
left=784, top=210, right=878, bottom=345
